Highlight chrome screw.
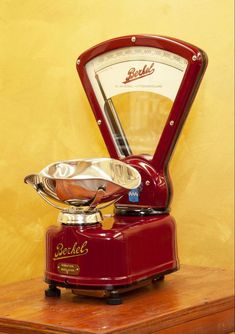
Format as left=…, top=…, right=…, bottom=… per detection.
left=192, top=55, right=197, bottom=61
left=97, top=120, right=102, bottom=125
left=169, top=120, right=174, bottom=126
left=76, top=59, right=80, bottom=65
left=131, top=36, right=136, bottom=43
left=145, top=180, right=150, bottom=186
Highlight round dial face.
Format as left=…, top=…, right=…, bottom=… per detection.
left=85, top=46, right=188, bottom=157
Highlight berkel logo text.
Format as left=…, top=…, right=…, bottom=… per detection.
left=53, top=241, right=88, bottom=261
left=123, top=62, right=155, bottom=84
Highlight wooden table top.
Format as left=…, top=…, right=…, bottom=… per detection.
left=0, top=265, right=234, bottom=334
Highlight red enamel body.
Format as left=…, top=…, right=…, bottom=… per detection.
left=44, top=35, right=207, bottom=298
left=45, top=214, right=178, bottom=287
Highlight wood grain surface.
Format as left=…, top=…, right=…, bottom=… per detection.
left=0, top=265, right=234, bottom=334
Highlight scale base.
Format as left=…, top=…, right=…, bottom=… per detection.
left=45, top=213, right=179, bottom=304
left=45, top=269, right=175, bottom=305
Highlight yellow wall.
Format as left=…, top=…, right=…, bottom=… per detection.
left=0, top=0, right=233, bottom=285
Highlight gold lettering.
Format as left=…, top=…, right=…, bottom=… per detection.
left=53, top=241, right=88, bottom=261
left=71, top=242, right=78, bottom=255
left=80, top=241, right=88, bottom=255
left=54, top=243, right=63, bottom=258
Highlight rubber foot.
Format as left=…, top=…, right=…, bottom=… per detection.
left=45, top=285, right=61, bottom=297
left=106, top=291, right=122, bottom=305
left=152, top=275, right=165, bottom=283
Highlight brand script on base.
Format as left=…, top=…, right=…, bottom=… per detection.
left=53, top=241, right=88, bottom=261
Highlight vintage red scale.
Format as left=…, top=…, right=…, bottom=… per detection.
left=25, top=35, right=208, bottom=304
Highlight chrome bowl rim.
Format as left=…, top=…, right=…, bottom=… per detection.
left=38, top=157, right=141, bottom=190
